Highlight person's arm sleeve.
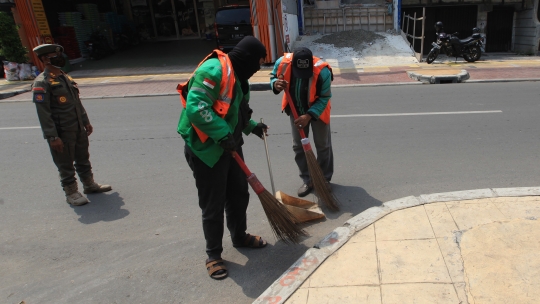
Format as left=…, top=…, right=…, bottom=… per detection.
left=241, top=90, right=259, bottom=135
left=243, top=119, right=258, bottom=135
left=70, top=77, right=90, bottom=125
left=79, top=101, right=90, bottom=125
left=185, top=68, right=231, bottom=142
left=307, top=67, right=332, bottom=120
left=269, top=57, right=283, bottom=95
left=32, top=81, right=58, bottom=139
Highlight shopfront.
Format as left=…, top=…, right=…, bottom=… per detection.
left=10, top=0, right=285, bottom=72
left=11, top=0, right=224, bottom=66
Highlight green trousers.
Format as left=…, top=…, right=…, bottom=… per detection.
left=49, top=131, right=92, bottom=187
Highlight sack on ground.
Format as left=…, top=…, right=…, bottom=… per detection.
left=18, top=63, right=34, bottom=80
left=31, top=66, right=41, bottom=78
left=3, top=61, right=20, bottom=81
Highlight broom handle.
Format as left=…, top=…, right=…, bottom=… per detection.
left=284, top=90, right=308, bottom=139
left=231, top=151, right=252, bottom=177
left=231, top=151, right=266, bottom=195
left=261, top=118, right=276, bottom=195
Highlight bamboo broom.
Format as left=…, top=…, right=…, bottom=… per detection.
left=284, top=90, right=340, bottom=211
left=231, top=151, right=306, bottom=244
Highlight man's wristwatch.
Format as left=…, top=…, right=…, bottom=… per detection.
left=48, top=136, right=59, bottom=143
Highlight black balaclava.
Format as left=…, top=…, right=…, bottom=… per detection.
left=228, top=36, right=267, bottom=82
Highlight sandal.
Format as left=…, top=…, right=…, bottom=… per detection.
left=206, top=258, right=228, bottom=280
left=234, top=233, right=267, bottom=248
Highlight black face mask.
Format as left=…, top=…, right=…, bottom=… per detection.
left=49, top=55, right=66, bottom=68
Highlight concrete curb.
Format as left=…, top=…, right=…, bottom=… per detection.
left=253, top=187, right=540, bottom=304
left=0, top=88, right=31, bottom=100
left=407, top=70, right=470, bottom=84
left=464, top=78, right=540, bottom=84
left=2, top=78, right=540, bottom=103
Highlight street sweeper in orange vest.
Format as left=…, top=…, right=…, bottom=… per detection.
left=270, top=47, right=335, bottom=198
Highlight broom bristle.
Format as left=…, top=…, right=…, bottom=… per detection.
left=305, top=149, right=340, bottom=211
left=257, top=190, right=307, bottom=244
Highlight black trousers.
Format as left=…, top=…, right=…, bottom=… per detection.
left=185, top=146, right=249, bottom=259
left=49, top=130, right=92, bottom=187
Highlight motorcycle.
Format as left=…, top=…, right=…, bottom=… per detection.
left=426, top=28, right=484, bottom=64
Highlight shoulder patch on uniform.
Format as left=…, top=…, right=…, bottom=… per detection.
left=34, top=93, right=45, bottom=103
left=203, top=78, right=216, bottom=89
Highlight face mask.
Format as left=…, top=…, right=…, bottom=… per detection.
left=49, top=55, right=66, bottom=68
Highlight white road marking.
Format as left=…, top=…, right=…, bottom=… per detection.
left=0, top=126, right=41, bottom=130
left=331, top=110, right=502, bottom=118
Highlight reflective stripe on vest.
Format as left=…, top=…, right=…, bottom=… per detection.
left=277, top=54, right=332, bottom=124
left=177, top=50, right=236, bottom=143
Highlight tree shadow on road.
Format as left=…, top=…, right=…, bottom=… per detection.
left=72, top=192, right=130, bottom=224
left=226, top=241, right=311, bottom=300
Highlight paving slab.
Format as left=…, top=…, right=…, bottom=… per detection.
left=460, top=219, right=540, bottom=303
left=255, top=189, right=540, bottom=304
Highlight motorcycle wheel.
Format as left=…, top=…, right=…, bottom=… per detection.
left=464, top=46, right=481, bottom=62
left=426, top=49, right=440, bottom=64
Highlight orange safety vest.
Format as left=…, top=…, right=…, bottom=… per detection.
left=177, top=50, right=236, bottom=143
left=276, top=53, right=333, bottom=124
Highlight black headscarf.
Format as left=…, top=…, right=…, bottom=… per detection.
left=228, top=36, right=267, bottom=82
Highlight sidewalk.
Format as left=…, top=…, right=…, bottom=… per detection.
left=2, top=54, right=540, bottom=102
left=0, top=80, right=32, bottom=100
left=254, top=187, right=540, bottom=304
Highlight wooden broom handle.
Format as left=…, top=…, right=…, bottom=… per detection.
left=231, top=151, right=252, bottom=177
left=284, top=90, right=307, bottom=139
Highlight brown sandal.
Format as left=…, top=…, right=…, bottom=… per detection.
left=206, top=258, right=228, bottom=280
left=234, top=234, right=267, bottom=248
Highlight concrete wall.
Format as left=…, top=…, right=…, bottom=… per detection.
left=283, top=12, right=300, bottom=51
left=303, top=6, right=394, bottom=34
left=282, top=0, right=298, bottom=14
left=513, top=0, right=540, bottom=53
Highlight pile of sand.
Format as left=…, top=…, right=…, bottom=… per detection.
left=293, top=30, right=419, bottom=68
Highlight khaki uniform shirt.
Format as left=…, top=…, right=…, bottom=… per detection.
left=32, top=68, right=90, bottom=139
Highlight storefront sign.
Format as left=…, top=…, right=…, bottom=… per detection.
left=30, top=0, right=51, bottom=36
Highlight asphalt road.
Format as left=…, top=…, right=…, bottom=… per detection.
left=1, top=82, right=539, bottom=304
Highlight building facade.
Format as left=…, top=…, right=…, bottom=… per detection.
left=401, top=0, right=540, bottom=54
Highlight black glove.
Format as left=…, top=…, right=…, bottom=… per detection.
left=219, top=134, right=236, bottom=151
left=251, top=123, right=268, bottom=138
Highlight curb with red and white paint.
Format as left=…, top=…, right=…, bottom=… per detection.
left=253, top=187, right=540, bottom=304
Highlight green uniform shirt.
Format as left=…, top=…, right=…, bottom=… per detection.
left=32, top=68, right=90, bottom=139
left=177, top=58, right=258, bottom=167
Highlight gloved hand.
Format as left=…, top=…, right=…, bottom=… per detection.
left=219, top=134, right=236, bottom=152
left=251, top=123, right=268, bottom=138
